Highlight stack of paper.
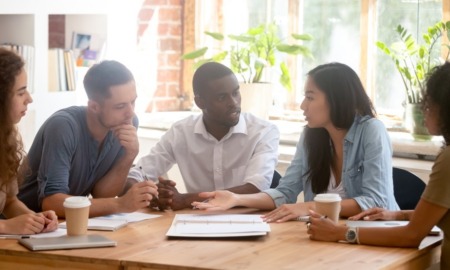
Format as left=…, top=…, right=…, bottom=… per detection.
left=166, top=214, right=271, bottom=237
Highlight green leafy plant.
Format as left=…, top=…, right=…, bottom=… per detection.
left=182, top=22, right=313, bottom=91
left=376, top=21, right=450, bottom=104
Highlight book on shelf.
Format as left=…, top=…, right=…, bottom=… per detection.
left=48, top=48, right=77, bottom=92
left=1, top=43, right=35, bottom=93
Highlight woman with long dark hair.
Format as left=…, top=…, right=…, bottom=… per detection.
left=308, top=62, right=450, bottom=269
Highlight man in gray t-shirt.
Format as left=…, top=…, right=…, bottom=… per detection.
left=18, top=61, right=157, bottom=218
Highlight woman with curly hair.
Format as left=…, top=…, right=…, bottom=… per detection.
left=0, top=48, right=57, bottom=235
left=307, top=61, right=450, bottom=269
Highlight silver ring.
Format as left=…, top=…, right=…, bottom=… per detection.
left=306, top=222, right=311, bottom=230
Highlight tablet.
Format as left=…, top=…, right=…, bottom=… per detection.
left=19, top=234, right=117, bottom=251
left=346, top=220, right=441, bottom=236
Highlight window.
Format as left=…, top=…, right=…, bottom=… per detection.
left=188, top=0, right=447, bottom=122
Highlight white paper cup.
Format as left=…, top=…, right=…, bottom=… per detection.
left=314, top=193, right=342, bottom=223
left=63, top=197, right=91, bottom=236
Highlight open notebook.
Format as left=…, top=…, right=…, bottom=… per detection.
left=19, top=234, right=117, bottom=251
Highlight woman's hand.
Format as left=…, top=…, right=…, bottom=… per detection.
left=348, top=207, right=398, bottom=221
left=0, top=213, right=47, bottom=235
left=307, top=210, right=346, bottom=242
left=191, top=190, right=238, bottom=211
left=262, top=202, right=310, bottom=223
left=39, top=210, right=58, bottom=233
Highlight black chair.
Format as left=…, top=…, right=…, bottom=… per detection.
left=392, top=167, right=426, bottom=210
left=270, top=170, right=282, bottom=188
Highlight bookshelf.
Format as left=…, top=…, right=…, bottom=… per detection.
left=0, top=0, right=141, bottom=149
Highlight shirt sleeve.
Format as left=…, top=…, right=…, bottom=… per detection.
left=352, top=119, right=396, bottom=210
left=242, top=123, right=280, bottom=190
left=264, top=132, right=307, bottom=206
left=128, top=127, right=177, bottom=182
left=422, top=148, right=450, bottom=208
left=36, top=115, right=78, bottom=205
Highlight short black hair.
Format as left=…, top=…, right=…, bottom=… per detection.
left=192, top=62, right=234, bottom=97
left=83, top=60, right=134, bottom=101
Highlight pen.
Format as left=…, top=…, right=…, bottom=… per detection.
left=192, top=199, right=210, bottom=210
left=139, top=166, right=159, bottom=201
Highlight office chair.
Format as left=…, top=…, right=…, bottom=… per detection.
left=392, top=167, right=426, bottom=210
left=270, top=170, right=282, bottom=188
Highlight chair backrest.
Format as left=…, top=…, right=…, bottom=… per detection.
left=270, top=170, right=282, bottom=188
left=392, top=167, right=426, bottom=210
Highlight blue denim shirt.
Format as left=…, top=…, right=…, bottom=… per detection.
left=265, top=115, right=400, bottom=211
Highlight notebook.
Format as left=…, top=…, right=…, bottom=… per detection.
left=346, top=220, right=441, bottom=235
left=18, top=234, right=117, bottom=251
left=166, top=214, right=271, bottom=238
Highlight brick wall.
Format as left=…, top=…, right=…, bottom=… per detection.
left=139, top=0, right=184, bottom=112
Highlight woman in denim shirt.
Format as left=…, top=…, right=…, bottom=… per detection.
left=192, top=62, right=399, bottom=222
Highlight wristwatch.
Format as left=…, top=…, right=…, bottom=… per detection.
left=345, top=227, right=358, bottom=244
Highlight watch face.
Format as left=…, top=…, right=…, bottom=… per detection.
left=346, top=228, right=357, bottom=243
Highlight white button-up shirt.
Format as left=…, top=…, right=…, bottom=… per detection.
left=128, top=113, right=280, bottom=192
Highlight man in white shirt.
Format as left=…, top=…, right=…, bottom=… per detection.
left=127, top=62, right=280, bottom=210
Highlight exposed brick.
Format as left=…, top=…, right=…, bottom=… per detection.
left=158, top=23, right=170, bottom=36
left=159, top=7, right=182, bottom=22
left=154, top=85, right=167, bottom=97
left=144, top=0, right=168, bottom=6
left=168, top=0, right=182, bottom=6
left=159, top=38, right=181, bottom=51
left=166, top=53, right=181, bottom=67
left=169, top=24, right=182, bottom=36
left=137, top=23, right=149, bottom=38
left=158, top=54, right=167, bottom=66
left=139, top=8, right=154, bottom=21
left=167, top=83, right=180, bottom=96
left=157, top=69, right=180, bottom=82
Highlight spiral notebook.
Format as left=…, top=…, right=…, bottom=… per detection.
left=19, top=234, right=117, bottom=251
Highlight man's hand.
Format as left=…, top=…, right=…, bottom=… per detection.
left=191, top=190, right=238, bottom=211
left=112, top=124, right=139, bottom=160
left=117, top=181, right=158, bottom=212
left=157, top=177, right=190, bottom=210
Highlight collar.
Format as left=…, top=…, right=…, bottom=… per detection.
left=194, top=113, right=248, bottom=138
left=344, top=115, right=371, bottom=143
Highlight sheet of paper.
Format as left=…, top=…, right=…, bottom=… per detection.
left=167, top=214, right=271, bottom=237
left=0, top=228, right=67, bottom=239
left=94, top=212, right=161, bottom=223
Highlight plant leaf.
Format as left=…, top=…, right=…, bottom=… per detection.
left=205, top=31, right=224, bottom=40
left=229, top=34, right=254, bottom=42
left=279, top=62, right=292, bottom=91
left=291, top=33, right=313, bottom=41
left=182, top=47, right=208, bottom=59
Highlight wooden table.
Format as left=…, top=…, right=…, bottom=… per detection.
left=0, top=208, right=442, bottom=270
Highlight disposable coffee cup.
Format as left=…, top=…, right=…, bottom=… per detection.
left=314, top=193, right=341, bottom=223
left=63, top=196, right=91, bottom=236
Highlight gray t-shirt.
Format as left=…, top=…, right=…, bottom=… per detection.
left=18, top=106, right=138, bottom=212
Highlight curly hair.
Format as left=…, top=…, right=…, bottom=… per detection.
left=0, top=48, right=25, bottom=190
left=424, top=61, right=450, bottom=145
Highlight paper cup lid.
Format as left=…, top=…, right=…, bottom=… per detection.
left=63, top=196, right=91, bottom=208
left=314, top=193, right=342, bottom=202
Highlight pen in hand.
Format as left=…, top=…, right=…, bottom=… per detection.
left=139, top=166, right=160, bottom=203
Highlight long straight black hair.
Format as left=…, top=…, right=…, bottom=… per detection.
left=303, top=63, right=376, bottom=194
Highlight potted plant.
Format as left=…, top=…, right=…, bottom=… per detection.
left=182, top=22, right=313, bottom=119
left=376, top=20, right=450, bottom=140
left=183, top=22, right=313, bottom=91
